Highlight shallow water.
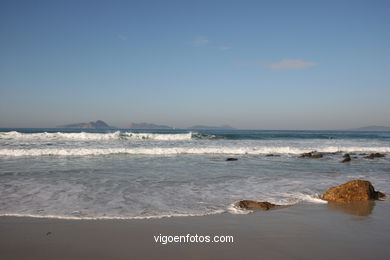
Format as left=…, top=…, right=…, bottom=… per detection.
left=0, top=129, right=389, bottom=219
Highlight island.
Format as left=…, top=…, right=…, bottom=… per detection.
left=57, top=120, right=115, bottom=129
left=127, top=122, right=174, bottom=130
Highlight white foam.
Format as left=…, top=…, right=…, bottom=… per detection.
left=0, top=210, right=226, bottom=220
left=294, top=193, right=328, bottom=204
left=226, top=204, right=253, bottom=214
left=0, top=131, right=193, bottom=141
left=1, top=146, right=389, bottom=157
left=121, top=132, right=192, bottom=140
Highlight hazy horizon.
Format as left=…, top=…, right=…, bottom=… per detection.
left=1, top=119, right=390, bottom=131
left=1, top=0, right=389, bottom=130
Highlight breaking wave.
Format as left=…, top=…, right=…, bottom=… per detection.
left=1, top=146, right=389, bottom=157
left=2, top=130, right=390, bottom=141
left=0, top=131, right=194, bottom=141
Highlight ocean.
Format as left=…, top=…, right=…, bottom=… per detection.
left=0, top=129, right=389, bottom=219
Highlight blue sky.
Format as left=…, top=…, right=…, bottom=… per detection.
left=0, top=0, right=389, bottom=129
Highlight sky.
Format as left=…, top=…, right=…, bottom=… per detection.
left=0, top=0, right=389, bottom=129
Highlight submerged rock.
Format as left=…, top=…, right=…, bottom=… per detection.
left=321, top=180, right=385, bottom=202
left=266, top=154, right=280, bottom=157
left=341, top=153, right=351, bottom=163
left=364, top=153, right=386, bottom=159
left=234, top=200, right=279, bottom=210
left=226, top=158, right=238, bottom=161
left=299, top=152, right=323, bottom=159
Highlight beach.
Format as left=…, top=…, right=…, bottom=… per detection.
left=2, top=0, right=389, bottom=258
left=1, top=202, right=390, bottom=260
left=1, top=129, right=390, bottom=259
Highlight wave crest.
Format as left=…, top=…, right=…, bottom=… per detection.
left=1, top=146, right=389, bottom=157
left=0, top=131, right=193, bottom=141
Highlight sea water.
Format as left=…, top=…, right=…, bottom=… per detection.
left=0, top=129, right=389, bottom=219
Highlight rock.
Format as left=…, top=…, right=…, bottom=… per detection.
left=266, top=154, right=280, bottom=157
left=299, top=152, right=323, bottom=158
left=226, top=158, right=238, bottom=161
left=299, top=152, right=312, bottom=158
left=321, top=180, right=385, bottom=202
left=364, top=153, right=385, bottom=159
left=341, top=153, right=351, bottom=163
left=377, top=191, right=386, bottom=199
left=234, top=200, right=279, bottom=210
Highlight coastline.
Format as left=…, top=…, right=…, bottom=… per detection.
left=1, top=202, right=390, bottom=260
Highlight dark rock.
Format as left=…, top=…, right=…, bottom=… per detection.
left=321, top=180, right=385, bottom=202
left=266, top=154, right=280, bottom=157
left=234, top=200, right=279, bottom=210
left=377, top=191, right=386, bottom=199
left=299, top=152, right=312, bottom=158
left=226, top=158, right=238, bottom=161
left=299, top=152, right=323, bottom=158
left=341, top=153, right=351, bottom=163
left=364, top=153, right=385, bottom=159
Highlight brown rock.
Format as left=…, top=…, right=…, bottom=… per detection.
left=299, top=152, right=312, bottom=158
left=299, top=152, right=323, bottom=158
left=364, top=153, right=385, bottom=159
left=226, top=158, right=238, bottom=161
left=321, top=180, right=385, bottom=202
left=234, top=200, right=279, bottom=210
left=341, top=153, right=351, bottom=163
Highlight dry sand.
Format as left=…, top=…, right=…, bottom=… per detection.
left=1, top=202, right=389, bottom=260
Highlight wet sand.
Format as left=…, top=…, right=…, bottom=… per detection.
left=1, top=202, right=389, bottom=260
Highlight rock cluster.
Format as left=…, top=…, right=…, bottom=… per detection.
left=364, top=153, right=386, bottom=159
left=299, top=152, right=323, bottom=158
left=298, top=151, right=386, bottom=163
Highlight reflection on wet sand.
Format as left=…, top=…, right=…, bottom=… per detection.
left=327, top=200, right=376, bottom=216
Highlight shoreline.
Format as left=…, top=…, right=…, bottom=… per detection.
left=1, top=202, right=390, bottom=259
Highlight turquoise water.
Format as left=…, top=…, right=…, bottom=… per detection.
left=0, top=129, right=389, bottom=219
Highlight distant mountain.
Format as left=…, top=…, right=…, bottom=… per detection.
left=58, top=120, right=115, bottom=129
left=188, top=125, right=236, bottom=130
left=127, top=122, right=174, bottom=130
left=348, top=125, right=390, bottom=131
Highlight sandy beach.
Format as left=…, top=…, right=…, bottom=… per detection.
left=1, top=202, right=389, bottom=260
